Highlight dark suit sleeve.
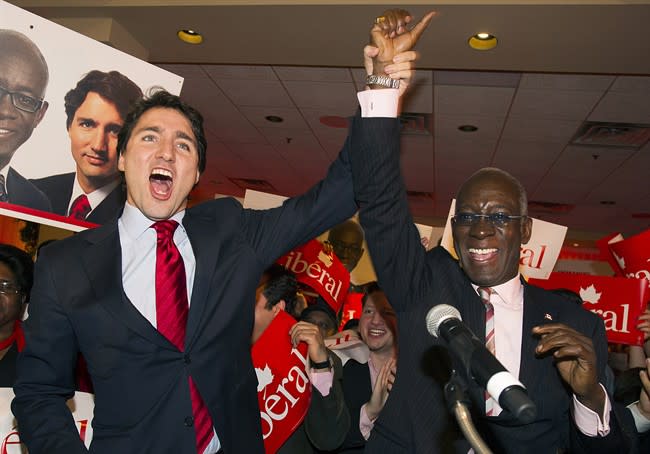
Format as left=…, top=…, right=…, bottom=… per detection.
left=303, top=353, right=350, bottom=450
left=569, top=314, right=637, bottom=453
left=348, top=114, right=430, bottom=312
left=241, top=114, right=360, bottom=265
left=12, top=252, right=88, bottom=454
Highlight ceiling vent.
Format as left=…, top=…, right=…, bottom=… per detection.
left=528, top=200, right=575, bottom=214
left=399, top=113, right=432, bottom=136
left=229, top=177, right=276, bottom=193
left=571, top=121, right=650, bottom=149
left=407, top=190, right=435, bottom=200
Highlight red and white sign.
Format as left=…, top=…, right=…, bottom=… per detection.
left=277, top=239, right=350, bottom=314
left=338, top=291, right=363, bottom=331
left=440, top=199, right=567, bottom=280
left=606, top=229, right=650, bottom=289
left=0, top=389, right=94, bottom=452
left=529, top=272, right=649, bottom=345
left=251, top=311, right=311, bottom=454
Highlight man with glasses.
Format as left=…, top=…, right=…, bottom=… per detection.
left=0, top=29, right=51, bottom=211
left=348, top=9, right=635, bottom=453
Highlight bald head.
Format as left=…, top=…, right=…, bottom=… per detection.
left=0, top=29, right=49, bottom=165
left=457, top=167, right=528, bottom=217
left=328, top=219, right=365, bottom=272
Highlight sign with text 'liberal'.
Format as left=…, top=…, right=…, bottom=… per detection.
left=251, top=311, right=311, bottom=454
left=529, top=272, right=649, bottom=345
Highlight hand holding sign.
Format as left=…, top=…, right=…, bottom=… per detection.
left=289, top=321, right=329, bottom=366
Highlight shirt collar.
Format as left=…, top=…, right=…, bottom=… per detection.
left=119, top=201, right=186, bottom=241
left=472, top=274, right=523, bottom=309
left=70, top=175, right=121, bottom=211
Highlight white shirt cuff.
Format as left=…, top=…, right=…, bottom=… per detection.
left=571, top=384, right=611, bottom=437
left=627, top=400, right=650, bottom=433
left=357, top=89, right=399, bottom=118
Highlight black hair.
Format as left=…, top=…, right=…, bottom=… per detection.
left=0, top=244, right=34, bottom=302
left=261, top=264, right=299, bottom=316
left=64, top=70, right=143, bottom=129
left=117, top=88, right=207, bottom=173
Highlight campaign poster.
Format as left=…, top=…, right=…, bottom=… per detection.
left=0, top=1, right=183, bottom=232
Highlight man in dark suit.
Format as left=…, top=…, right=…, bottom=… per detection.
left=31, top=70, right=142, bottom=224
left=12, top=34, right=422, bottom=453
left=0, top=29, right=51, bottom=212
left=348, top=9, right=635, bottom=453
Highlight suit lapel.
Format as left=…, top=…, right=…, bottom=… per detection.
left=183, top=210, right=220, bottom=350
left=519, top=281, right=559, bottom=390
left=82, top=223, right=171, bottom=349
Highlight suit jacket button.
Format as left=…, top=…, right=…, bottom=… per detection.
left=184, top=354, right=191, bottom=364
left=184, top=416, right=194, bottom=427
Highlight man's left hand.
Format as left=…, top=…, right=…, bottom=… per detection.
left=533, top=323, right=605, bottom=417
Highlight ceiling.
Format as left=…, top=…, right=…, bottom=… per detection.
left=10, top=0, right=650, bottom=247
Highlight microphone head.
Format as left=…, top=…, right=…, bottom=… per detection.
left=426, top=304, right=462, bottom=338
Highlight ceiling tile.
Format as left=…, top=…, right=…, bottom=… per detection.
left=519, top=73, right=614, bottom=91
left=284, top=80, right=358, bottom=111
left=202, top=65, right=278, bottom=81
left=274, top=66, right=352, bottom=82
left=509, top=88, right=603, bottom=120
left=435, top=85, right=515, bottom=117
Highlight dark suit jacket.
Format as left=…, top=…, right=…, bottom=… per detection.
left=346, top=116, right=634, bottom=453
left=278, top=353, right=349, bottom=454
left=6, top=167, right=51, bottom=212
left=31, top=172, right=125, bottom=224
left=11, top=116, right=367, bottom=454
left=338, top=359, right=371, bottom=453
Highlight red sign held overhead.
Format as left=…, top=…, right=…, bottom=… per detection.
left=277, top=239, right=350, bottom=315
left=530, top=272, right=649, bottom=345
left=251, top=311, right=312, bottom=453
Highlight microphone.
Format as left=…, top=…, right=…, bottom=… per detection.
left=426, top=304, right=537, bottom=424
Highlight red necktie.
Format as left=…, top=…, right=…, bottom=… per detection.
left=479, top=287, right=497, bottom=416
left=153, top=220, right=214, bottom=453
left=69, top=194, right=91, bottom=220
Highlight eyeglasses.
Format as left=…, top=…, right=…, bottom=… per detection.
left=328, top=240, right=362, bottom=256
left=451, top=213, right=526, bottom=228
left=0, top=84, right=44, bottom=113
left=0, top=281, right=22, bottom=295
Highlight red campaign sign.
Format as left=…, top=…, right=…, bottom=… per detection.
left=277, top=239, right=350, bottom=314
left=596, top=232, right=625, bottom=276
left=251, top=311, right=311, bottom=454
left=529, top=272, right=649, bottom=345
left=608, top=228, right=650, bottom=288
left=338, top=291, right=363, bottom=331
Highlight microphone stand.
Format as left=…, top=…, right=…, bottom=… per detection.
left=445, top=371, right=493, bottom=454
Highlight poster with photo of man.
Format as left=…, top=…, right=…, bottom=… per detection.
left=0, top=0, right=183, bottom=232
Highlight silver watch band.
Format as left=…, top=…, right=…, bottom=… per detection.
left=366, top=74, right=400, bottom=89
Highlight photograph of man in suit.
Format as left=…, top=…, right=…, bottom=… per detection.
left=0, top=29, right=51, bottom=211
left=11, top=23, right=424, bottom=451
left=349, top=9, right=635, bottom=454
left=32, top=70, right=142, bottom=223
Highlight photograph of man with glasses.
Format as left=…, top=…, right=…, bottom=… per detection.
left=0, top=29, right=51, bottom=211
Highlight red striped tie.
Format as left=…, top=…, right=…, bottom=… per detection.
left=479, top=286, right=497, bottom=416
left=153, top=220, right=214, bottom=453
left=69, top=194, right=91, bottom=220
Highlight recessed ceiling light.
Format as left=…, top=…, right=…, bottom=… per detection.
left=468, top=33, right=497, bottom=51
left=458, top=124, right=478, bottom=132
left=572, top=243, right=580, bottom=247
left=177, top=29, right=203, bottom=44
left=265, top=115, right=284, bottom=123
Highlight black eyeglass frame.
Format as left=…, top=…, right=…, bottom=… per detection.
left=0, top=84, right=44, bottom=113
left=0, top=281, right=23, bottom=296
left=451, top=213, right=527, bottom=228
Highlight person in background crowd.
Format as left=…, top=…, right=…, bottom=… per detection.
left=252, top=264, right=349, bottom=453
left=12, top=16, right=426, bottom=453
left=0, top=244, right=32, bottom=387
left=349, top=8, right=636, bottom=453
left=0, top=29, right=51, bottom=211
left=338, top=282, right=397, bottom=452
left=32, top=70, right=142, bottom=224
left=300, top=297, right=339, bottom=338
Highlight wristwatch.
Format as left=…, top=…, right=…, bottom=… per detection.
left=311, top=358, right=332, bottom=370
left=366, top=74, right=400, bottom=89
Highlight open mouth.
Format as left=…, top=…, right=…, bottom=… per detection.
left=150, top=168, right=173, bottom=199
left=468, top=248, right=498, bottom=263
